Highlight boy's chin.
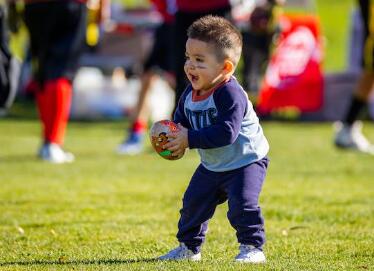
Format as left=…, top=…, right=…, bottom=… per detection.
left=191, top=84, right=201, bottom=91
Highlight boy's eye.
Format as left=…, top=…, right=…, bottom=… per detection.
left=196, top=58, right=204, bottom=62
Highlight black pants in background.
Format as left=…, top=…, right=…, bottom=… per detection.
left=23, top=0, right=87, bottom=84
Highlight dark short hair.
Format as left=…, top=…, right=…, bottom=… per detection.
left=187, top=15, right=243, bottom=67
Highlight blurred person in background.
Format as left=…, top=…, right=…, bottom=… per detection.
left=173, top=0, right=232, bottom=112
left=240, top=0, right=284, bottom=97
left=18, top=0, right=109, bottom=163
left=0, top=0, right=20, bottom=116
left=117, top=0, right=176, bottom=155
left=119, top=0, right=234, bottom=155
left=334, top=0, right=374, bottom=155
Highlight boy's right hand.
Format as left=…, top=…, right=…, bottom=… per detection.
left=164, top=124, right=189, bottom=157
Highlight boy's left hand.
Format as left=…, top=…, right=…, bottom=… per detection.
left=164, top=124, right=189, bottom=157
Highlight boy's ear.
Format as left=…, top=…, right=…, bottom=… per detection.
left=223, top=60, right=234, bottom=74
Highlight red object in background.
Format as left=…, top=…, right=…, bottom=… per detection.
left=113, top=23, right=135, bottom=34
left=36, top=78, right=72, bottom=145
left=24, top=79, right=39, bottom=97
left=257, top=13, right=324, bottom=115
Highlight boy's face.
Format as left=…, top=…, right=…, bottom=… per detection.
left=184, top=38, right=226, bottom=92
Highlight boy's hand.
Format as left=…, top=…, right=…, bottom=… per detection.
left=164, top=124, right=189, bottom=157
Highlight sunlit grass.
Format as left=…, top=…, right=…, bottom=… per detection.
left=0, top=118, right=373, bottom=270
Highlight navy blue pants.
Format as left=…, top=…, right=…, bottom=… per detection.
left=177, top=157, right=269, bottom=253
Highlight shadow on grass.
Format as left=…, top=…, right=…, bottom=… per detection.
left=0, top=258, right=159, bottom=266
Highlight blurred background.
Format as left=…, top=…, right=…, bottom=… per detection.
left=3, top=0, right=370, bottom=122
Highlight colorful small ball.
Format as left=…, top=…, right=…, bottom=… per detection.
left=149, top=120, right=184, bottom=160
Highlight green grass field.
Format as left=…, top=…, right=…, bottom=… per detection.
left=1, top=0, right=373, bottom=270
left=0, top=115, right=373, bottom=271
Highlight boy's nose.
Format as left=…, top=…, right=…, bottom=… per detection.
left=185, top=61, right=196, bottom=70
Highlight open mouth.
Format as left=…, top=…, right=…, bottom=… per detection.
left=189, top=74, right=198, bottom=83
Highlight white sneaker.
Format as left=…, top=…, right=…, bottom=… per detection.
left=117, top=132, right=144, bottom=155
left=116, top=141, right=143, bottom=155
left=235, top=244, right=266, bottom=263
left=38, top=143, right=75, bottom=164
left=334, top=121, right=374, bottom=154
left=159, top=243, right=201, bottom=261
